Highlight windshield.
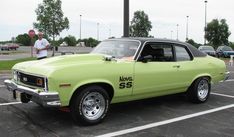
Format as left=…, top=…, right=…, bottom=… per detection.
left=200, top=46, right=214, bottom=51
left=91, top=40, right=140, bottom=59
left=222, top=46, right=233, bottom=51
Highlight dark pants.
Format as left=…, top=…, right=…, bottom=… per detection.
left=37, top=56, right=47, bottom=60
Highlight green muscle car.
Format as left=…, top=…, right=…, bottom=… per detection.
left=4, top=38, right=229, bottom=125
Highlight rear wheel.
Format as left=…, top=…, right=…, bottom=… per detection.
left=70, top=85, right=110, bottom=126
left=187, top=77, right=210, bottom=103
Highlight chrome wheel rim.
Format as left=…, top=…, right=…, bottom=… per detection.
left=197, top=79, right=209, bottom=100
left=81, top=92, right=105, bottom=120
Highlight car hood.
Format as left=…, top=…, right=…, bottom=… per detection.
left=223, top=51, right=234, bottom=53
left=13, top=54, right=105, bottom=76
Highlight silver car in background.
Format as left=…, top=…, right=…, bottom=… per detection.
left=198, top=46, right=216, bottom=57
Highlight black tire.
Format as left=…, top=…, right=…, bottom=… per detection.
left=70, top=85, right=110, bottom=126
left=187, top=77, right=210, bottom=103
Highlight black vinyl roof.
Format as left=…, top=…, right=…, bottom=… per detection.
left=109, top=37, right=207, bottom=57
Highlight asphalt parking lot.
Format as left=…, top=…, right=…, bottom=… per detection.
left=0, top=65, right=234, bottom=137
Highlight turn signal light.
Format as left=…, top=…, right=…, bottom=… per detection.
left=36, top=78, right=43, bottom=86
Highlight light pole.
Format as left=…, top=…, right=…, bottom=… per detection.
left=186, top=16, right=189, bottom=41
left=80, top=15, right=82, bottom=40
left=171, top=31, right=173, bottom=39
left=97, top=23, right=100, bottom=41
left=204, top=0, right=208, bottom=45
left=123, top=0, right=129, bottom=37
left=109, top=28, right=111, bottom=38
left=176, top=24, right=179, bottom=40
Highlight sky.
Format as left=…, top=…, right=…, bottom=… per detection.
left=0, top=0, right=234, bottom=44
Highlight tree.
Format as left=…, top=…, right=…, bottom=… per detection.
left=205, top=19, right=231, bottom=48
left=16, top=34, right=31, bottom=46
left=34, top=0, right=69, bottom=42
left=63, top=35, right=77, bottom=46
left=186, top=39, right=201, bottom=48
left=229, top=42, right=234, bottom=50
left=130, top=10, right=152, bottom=37
left=78, top=38, right=100, bottom=47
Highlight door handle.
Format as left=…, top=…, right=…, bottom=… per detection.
left=173, top=65, right=180, bottom=68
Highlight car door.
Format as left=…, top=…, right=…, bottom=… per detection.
left=133, top=42, right=183, bottom=96
left=172, top=44, right=194, bottom=88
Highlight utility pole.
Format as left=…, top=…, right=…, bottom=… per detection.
left=171, top=31, right=173, bottom=39
left=204, top=0, right=208, bottom=45
left=109, top=28, right=111, bottom=38
left=176, top=24, right=179, bottom=40
left=80, top=15, right=82, bottom=40
left=186, top=16, right=189, bottom=41
left=97, top=23, right=100, bottom=41
left=123, top=0, right=129, bottom=37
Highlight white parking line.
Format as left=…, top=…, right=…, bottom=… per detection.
left=0, top=102, right=21, bottom=106
left=97, top=104, right=234, bottom=137
left=211, top=92, right=234, bottom=98
left=220, top=79, right=234, bottom=82
left=0, top=85, right=5, bottom=88
left=225, top=79, right=234, bottom=82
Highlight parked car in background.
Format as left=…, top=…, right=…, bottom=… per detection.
left=4, top=38, right=229, bottom=125
left=216, top=46, right=234, bottom=58
left=0, top=43, right=19, bottom=51
left=198, top=46, right=216, bottom=57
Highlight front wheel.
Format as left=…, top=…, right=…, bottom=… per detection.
left=187, top=77, right=210, bottom=103
left=70, top=85, right=110, bottom=126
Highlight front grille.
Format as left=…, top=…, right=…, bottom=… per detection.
left=18, top=72, right=45, bottom=88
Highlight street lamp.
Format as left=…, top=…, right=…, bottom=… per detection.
left=109, top=28, right=112, bottom=38
left=97, top=23, right=100, bottom=41
left=171, top=31, right=173, bottom=39
left=80, top=15, right=82, bottom=40
left=176, top=24, right=179, bottom=40
left=186, top=16, right=189, bottom=41
left=204, top=0, right=208, bottom=45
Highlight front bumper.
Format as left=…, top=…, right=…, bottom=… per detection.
left=223, top=71, right=230, bottom=81
left=4, top=79, right=61, bottom=107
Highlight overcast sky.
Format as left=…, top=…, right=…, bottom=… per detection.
left=0, top=0, right=234, bottom=43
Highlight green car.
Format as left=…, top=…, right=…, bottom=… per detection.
left=4, top=38, right=229, bottom=125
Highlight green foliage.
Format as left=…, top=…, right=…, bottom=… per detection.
left=229, top=42, right=234, bottom=50
left=52, top=37, right=63, bottom=46
left=16, top=34, right=31, bottom=46
left=34, top=0, right=69, bottom=41
left=0, top=41, right=12, bottom=44
left=130, top=10, right=152, bottom=37
left=0, top=57, right=36, bottom=70
left=205, top=19, right=231, bottom=48
left=186, top=39, right=201, bottom=48
left=78, top=38, right=100, bottom=47
left=63, top=35, right=77, bottom=46
left=15, top=34, right=40, bottom=46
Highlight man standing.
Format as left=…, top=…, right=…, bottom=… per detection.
left=34, top=32, right=50, bottom=60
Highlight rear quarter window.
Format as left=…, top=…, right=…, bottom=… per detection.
left=186, top=44, right=207, bottom=57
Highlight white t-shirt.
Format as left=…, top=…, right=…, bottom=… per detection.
left=34, top=38, right=49, bottom=58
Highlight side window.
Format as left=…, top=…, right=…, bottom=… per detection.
left=140, top=43, right=174, bottom=62
left=175, top=46, right=191, bottom=61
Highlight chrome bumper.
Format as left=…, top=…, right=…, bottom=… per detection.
left=4, top=79, right=61, bottom=107
left=224, top=71, right=230, bottom=81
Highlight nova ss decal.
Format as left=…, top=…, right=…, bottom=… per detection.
left=119, top=76, right=133, bottom=89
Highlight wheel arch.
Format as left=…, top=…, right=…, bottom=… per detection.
left=69, top=81, right=115, bottom=106
left=191, top=74, right=212, bottom=84
left=188, top=74, right=212, bottom=90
